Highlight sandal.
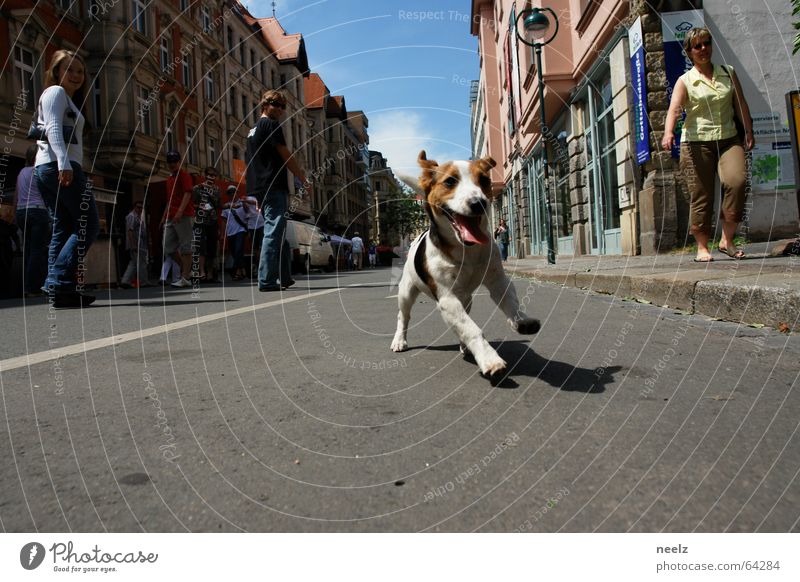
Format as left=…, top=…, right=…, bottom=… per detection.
left=693, top=256, right=714, bottom=263
left=718, top=246, right=745, bottom=259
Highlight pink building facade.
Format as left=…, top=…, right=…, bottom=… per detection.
left=471, top=0, right=799, bottom=257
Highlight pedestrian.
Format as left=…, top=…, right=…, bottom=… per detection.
left=120, top=200, right=151, bottom=288
left=32, top=49, right=99, bottom=308
left=368, top=239, right=377, bottom=268
left=159, top=150, right=195, bottom=287
left=494, top=218, right=509, bottom=261
left=192, top=167, right=221, bottom=282
left=662, top=27, right=753, bottom=262
left=351, top=231, right=364, bottom=270
left=246, top=89, right=308, bottom=291
left=221, top=191, right=250, bottom=280
left=245, top=193, right=264, bottom=276
left=15, top=145, right=50, bottom=297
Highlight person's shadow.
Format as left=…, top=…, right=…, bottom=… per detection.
left=425, top=340, right=619, bottom=391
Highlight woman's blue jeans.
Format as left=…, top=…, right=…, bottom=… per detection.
left=35, top=161, right=99, bottom=294
left=15, top=207, right=50, bottom=294
left=257, top=190, right=291, bottom=287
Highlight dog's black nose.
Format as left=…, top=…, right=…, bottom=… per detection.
left=469, top=199, right=487, bottom=215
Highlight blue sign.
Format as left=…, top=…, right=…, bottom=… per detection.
left=629, top=18, right=650, bottom=164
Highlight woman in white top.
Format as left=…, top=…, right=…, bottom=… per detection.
left=34, top=50, right=99, bottom=308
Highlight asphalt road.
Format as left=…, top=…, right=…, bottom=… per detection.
left=0, top=264, right=798, bottom=532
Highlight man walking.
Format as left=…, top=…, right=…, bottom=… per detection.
left=246, top=89, right=308, bottom=292
left=351, top=232, right=364, bottom=270
left=160, top=151, right=195, bottom=288
left=120, top=200, right=151, bottom=288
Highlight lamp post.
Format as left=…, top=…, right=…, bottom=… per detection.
left=516, top=6, right=558, bottom=265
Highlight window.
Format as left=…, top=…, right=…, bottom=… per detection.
left=180, top=0, right=188, bottom=11
left=252, top=103, right=258, bottom=125
left=92, top=76, right=102, bottom=129
left=260, top=62, right=266, bottom=85
left=132, top=0, right=147, bottom=35
left=160, top=37, right=171, bottom=71
left=583, top=70, right=620, bottom=252
left=182, top=53, right=192, bottom=87
left=229, top=87, right=236, bottom=115
left=239, top=40, right=245, bottom=66
left=13, top=46, right=38, bottom=110
left=186, top=125, right=198, bottom=165
left=271, top=70, right=276, bottom=87
left=201, top=5, right=211, bottom=33
left=208, top=136, right=217, bottom=167
left=250, top=49, right=256, bottom=76
left=137, top=86, right=154, bottom=136
left=226, top=26, right=233, bottom=52
left=374, top=180, right=382, bottom=191
left=232, top=145, right=240, bottom=160
left=204, top=74, right=214, bottom=101
left=241, top=95, right=248, bottom=122
left=165, top=115, right=176, bottom=153
left=280, top=73, right=286, bottom=87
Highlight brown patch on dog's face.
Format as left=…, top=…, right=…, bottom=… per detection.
left=418, top=150, right=462, bottom=216
left=470, top=156, right=496, bottom=199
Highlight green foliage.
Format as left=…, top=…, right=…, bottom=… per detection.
left=381, top=195, right=425, bottom=244
left=794, top=0, right=800, bottom=54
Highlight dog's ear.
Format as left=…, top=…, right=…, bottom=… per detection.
left=472, top=156, right=497, bottom=197
left=475, top=156, right=496, bottom=174
left=418, top=150, right=439, bottom=193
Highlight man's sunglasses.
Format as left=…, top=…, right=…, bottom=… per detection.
left=267, top=100, right=287, bottom=109
left=692, top=39, right=712, bottom=50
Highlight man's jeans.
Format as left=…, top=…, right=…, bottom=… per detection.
left=257, top=190, right=291, bottom=288
left=121, top=249, right=149, bottom=285
left=35, top=161, right=99, bottom=294
left=15, top=207, right=50, bottom=294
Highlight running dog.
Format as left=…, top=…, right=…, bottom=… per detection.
left=390, top=151, right=540, bottom=380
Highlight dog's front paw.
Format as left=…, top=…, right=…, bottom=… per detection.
left=390, top=337, right=408, bottom=352
left=514, top=318, right=541, bottom=335
left=480, top=355, right=507, bottom=380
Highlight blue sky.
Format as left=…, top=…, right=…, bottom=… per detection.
left=248, top=0, right=479, bottom=177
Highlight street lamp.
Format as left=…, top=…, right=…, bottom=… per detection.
left=516, top=6, right=558, bottom=265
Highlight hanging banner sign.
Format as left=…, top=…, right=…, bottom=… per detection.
left=628, top=17, right=650, bottom=164
left=661, top=10, right=705, bottom=158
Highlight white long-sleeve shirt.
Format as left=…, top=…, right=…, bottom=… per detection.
left=34, top=85, right=84, bottom=170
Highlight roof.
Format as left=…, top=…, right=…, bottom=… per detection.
left=231, top=2, right=309, bottom=75
left=304, top=73, right=328, bottom=109
left=257, top=17, right=310, bottom=75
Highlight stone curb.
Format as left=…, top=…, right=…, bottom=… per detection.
left=509, top=267, right=800, bottom=332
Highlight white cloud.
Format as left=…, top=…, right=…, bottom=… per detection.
left=368, top=110, right=462, bottom=177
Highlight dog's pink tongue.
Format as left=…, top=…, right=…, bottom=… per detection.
left=453, top=214, right=489, bottom=245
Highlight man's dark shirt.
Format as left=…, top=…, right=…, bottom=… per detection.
left=245, top=116, right=288, bottom=196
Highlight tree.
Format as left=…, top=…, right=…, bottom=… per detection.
left=380, top=194, right=425, bottom=245
left=794, top=0, right=800, bottom=54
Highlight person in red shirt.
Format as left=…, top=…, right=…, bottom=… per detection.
left=160, top=151, right=196, bottom=287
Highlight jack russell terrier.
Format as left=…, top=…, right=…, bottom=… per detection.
left=390, top=151, right=541, bottom=380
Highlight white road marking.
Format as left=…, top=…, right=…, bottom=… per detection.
left=0, top=287, right=344, bottom=373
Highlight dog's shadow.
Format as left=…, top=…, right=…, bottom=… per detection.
left=425, top=340, right=618, bottom=392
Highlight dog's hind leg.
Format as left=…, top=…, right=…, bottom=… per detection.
left=390, top=278, right=419, bottom=352
left=484, top=273, right=541, bottom=335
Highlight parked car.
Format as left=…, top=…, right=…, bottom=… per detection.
left=285, top=220, right=335, bottom=273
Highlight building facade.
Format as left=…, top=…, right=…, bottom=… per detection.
left=1, top=0, right=377, bottom=286
left=471, top=0, right=799, bottom=258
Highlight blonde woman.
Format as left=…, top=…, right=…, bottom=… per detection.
left=662, top=27, right=753, bottom=262
left=33, top=50, right=99, bottom=307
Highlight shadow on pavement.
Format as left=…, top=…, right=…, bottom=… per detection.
left=423, top=340, right=618, bottom=392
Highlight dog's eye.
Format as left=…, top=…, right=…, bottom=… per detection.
left=443, top=176, right=458, bottom=188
